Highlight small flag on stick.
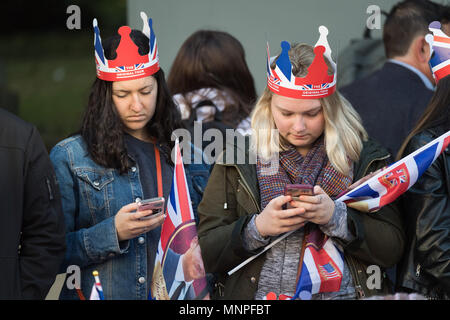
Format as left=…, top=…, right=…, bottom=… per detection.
left=89, top=270, right=105, bottom=300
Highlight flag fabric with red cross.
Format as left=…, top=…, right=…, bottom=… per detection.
left=337, top=130, right=450, bottom=212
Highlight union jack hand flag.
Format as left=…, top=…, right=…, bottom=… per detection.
left=234, top=131, right=450, bottom=300
left=150, top=140, right=208, bottom=300
left=294, top=130, right=449, bottom=300
left=89, top=270, right=105, bottom=300
left=337, top=130, right=450, bottom=212
left=293, top=228, right=344, bottom=300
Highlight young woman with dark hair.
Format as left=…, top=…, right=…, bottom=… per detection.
left=50, top=14, right=210, bottom=300
left=167, top=30, right=257, bottom=135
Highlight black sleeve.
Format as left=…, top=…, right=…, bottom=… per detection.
left=19, top=127, right=66, bottom=299
left=402, top=135, right=450, bottom=291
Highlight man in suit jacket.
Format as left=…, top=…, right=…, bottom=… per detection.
left=341, top=0, right=445, bottom=158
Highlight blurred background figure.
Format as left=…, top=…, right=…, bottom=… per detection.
left=0, top=108, right=66, bottom=299
left=341, top=0, right=447, bottom=158
left=168, top=30, right=257, bottom=138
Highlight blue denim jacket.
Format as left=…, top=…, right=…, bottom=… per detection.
left=50, top=135, right=210, bottom=300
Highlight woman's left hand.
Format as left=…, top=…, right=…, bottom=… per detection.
left=289, top=186, right=335, bottom=225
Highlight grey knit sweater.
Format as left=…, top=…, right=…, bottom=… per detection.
left=243, top=200, right=357, bottom=300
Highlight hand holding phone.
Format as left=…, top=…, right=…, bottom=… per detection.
left=285, top=185, right=336, bottom=225
left=137, top=197, right=165, bottom=220
left=115, top=200, right=165, bottom=241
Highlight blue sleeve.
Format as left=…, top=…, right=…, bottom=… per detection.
left=163, top=248, right=181, bottom=291
left=185, top=143, right=211, bottom=224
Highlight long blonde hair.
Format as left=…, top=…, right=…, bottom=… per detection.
left=251, top=43, right=368, bottom=175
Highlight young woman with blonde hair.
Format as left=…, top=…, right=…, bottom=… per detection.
left=197, top=28, right=405, bottom=300
left=50, top=13, right=210, bottom=300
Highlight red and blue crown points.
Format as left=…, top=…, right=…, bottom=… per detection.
left=427, top=21, right=450, bottom=82
left=93, top=19, right=105, bottom=65
left=93, top=12, right=159, bottom=82
left=277, top=41, right=293, bottom=81
left=295, top=46, right=334, bottom=86
left=108, top=26, right=149, bottom=68
left=266, top=25, right=337, bottom=99
left=430, top=21, right=442, bottom=30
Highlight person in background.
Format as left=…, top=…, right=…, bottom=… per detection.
left=396, top=21, right=450, bottom=299
left=0, top=108, right=66, bottom=299
left=167, top=30, right=257, bottom=137
left=50, top=12, right=209, bottom=300
left=341, top=0, right=446, bottom=157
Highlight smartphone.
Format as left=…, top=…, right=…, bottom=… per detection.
left=283, top=184, right=314, bottom=209
left=137, top=197, right=165, bottom=220
left=284, top=184, right=314, bottom=200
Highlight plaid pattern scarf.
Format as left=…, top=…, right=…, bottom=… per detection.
left=257, top=137, right=352, bottom=210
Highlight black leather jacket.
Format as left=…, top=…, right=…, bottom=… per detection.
left=397, top=126, right=450, bottom=299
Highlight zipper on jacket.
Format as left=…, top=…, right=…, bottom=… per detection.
left=46, top=177, right=54, bottom=201
left=360, top=154, right=390, bottom=178
left=346, top=254, right=366, bottom=299
left=416, top=264, right=421, bottom=277
left=231, top=165, right=261, bottom=212
left=355, top=285, right=365, bottom=299
left=215, top=282, right=225, bottom=297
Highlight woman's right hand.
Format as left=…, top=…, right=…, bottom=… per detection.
left=114, top=202, right=165, bottom=241
left=255, top=195, right=307, bottom=238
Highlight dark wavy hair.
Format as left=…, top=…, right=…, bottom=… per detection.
left=80, top=30, right=182, bottom=174
left=167, top=30, right=257, bottom=128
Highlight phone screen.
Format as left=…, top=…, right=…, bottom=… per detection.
left=284, top=184, right=314, bottom=199
left=138, top=197, right=165, bottom=220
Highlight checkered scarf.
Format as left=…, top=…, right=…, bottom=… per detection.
left=257, top=137, right=352, bottom=210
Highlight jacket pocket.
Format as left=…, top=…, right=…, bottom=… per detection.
left=236, top=179, right=258, bottom=215
left=74, top=167, right=115, bottom=223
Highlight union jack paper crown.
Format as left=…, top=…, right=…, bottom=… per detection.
left=93, top=12, right=160, bottom=82
left=267, top=26, right=337, bottom=99
left=426, top=21, right=450, bottom=83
